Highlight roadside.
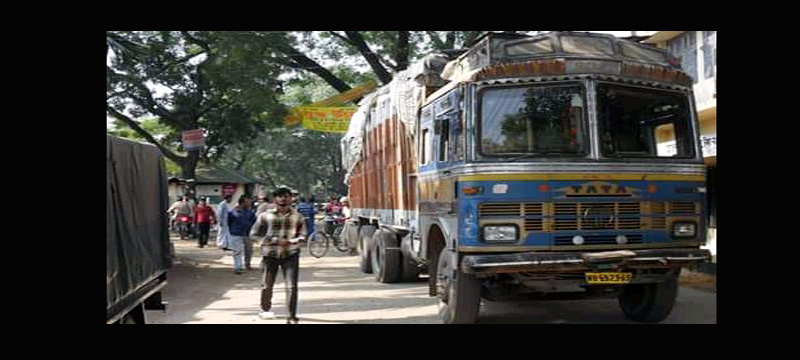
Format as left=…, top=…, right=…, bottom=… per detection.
left=680, top=260, right=716, bottom=293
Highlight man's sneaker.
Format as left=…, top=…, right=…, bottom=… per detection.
left=286, top=317, right=299, bottom=324
left=259, top=311, right=276, bottom=320
left=234, top=269, right=243, bottom=274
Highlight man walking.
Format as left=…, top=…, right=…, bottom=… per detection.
left=193, top=197, right=216, bottom=248
left=228, top=196, right=256, bottom=274
left=296, top=196, right=316, bottom=239
left=216, top=194, right=232, bottom=250
left=250, top=186, right=307, bottom=324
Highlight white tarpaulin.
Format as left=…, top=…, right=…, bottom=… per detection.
left=340, top=52, right=454, bottom=184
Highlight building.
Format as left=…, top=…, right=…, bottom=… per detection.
left=643, top=31, right=716, bottom=260
left=168, top=164, right=261, bottom=212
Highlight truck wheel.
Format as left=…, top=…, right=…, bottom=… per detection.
left=436, top=249, right=480, bottom=324
left=618, top=272, right=679, bottom=323
left=401, top=254, right=420, bottom=282
left=358, top=225, right=376, bottom=273
left=371, top=229, right=401, bottom=283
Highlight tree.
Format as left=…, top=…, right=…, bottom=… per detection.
left=106, top=31, right=287, bottom=183
left=216, top=70, right=368, bottom=196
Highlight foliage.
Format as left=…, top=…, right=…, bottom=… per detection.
left=107, top=31, right=531, bottom=193
left=106, top=31, right=287, bottom=179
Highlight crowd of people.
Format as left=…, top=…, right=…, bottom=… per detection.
left=166, top=188, right=351, bottom=324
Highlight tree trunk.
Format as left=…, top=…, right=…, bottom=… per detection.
left=275, top=42, right=352, bottom=93
left=181, top=149, right=201, bottom=198
left=394, top=31, right=410, bottom=71
left=345, top=31, right=393, bottom=85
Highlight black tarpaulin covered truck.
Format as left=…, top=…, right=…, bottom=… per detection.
left=107, top=135, right=170, bottom=324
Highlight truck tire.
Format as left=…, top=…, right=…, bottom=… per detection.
left=436, top=249, right=480, bottom=324
left=371, top=229, right=402, bottom=283
left=358, top=225, right=376, bottom=273
left=618, top=272, right=679, bottom=323
left=401, top=254, right=420, bottom=282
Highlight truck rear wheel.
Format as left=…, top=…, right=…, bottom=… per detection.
left=401, top=253, right=420, bottom=282
left=358, top=225, right=376, bottom=273
left=618, top=272, right=679, bottom=323
left=371, top=229, right=402, bottom=283
left=436, top=249, right=480, bottom=324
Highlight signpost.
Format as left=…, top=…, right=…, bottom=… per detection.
left=181, top=129, right=205, bottom=150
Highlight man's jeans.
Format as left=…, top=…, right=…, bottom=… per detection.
left=261, top=254, right=299, bottom=318
left=229, top=235, right=245, bottom=271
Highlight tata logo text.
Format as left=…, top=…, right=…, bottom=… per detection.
left=555, top=181, right=641, bottom=198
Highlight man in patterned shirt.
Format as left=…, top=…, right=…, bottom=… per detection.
left=250, top=186, right=307, bottom=323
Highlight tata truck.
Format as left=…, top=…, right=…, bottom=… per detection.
left=340, top=31, right=711, bottom=323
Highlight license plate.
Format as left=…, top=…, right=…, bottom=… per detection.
left=585, top=272, right=633, bottom=284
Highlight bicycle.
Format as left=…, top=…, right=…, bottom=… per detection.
left=308, top=214, right=350, bottom=258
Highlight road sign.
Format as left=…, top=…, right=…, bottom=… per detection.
left=182, top=129, right=205, bottom=150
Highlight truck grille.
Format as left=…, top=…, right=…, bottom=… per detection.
left=478, top=201, right=699, bottom=232
left=553, top=202, right=640, bottom=231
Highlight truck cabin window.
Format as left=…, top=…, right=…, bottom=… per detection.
left=597, top=84, right=696, bottom=159
left=480, top=85, right=586, bottom=157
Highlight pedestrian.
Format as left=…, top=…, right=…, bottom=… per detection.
left=250, top=186, right=307, bottom=324
left=340, top=196, right=351, bottom=220
left=296, top=196, right=316, bottom=239
left=255, top=192, right=272, bottom=217
left=193, top=197, right=216, bottom=248
left=339, top=196, right=357, bottom=255
left=228, top=196, right=256, bottom=274
left=216, top=194, right=232, bottom=250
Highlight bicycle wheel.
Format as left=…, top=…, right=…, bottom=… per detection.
left=333, top=225, right=349, bottom=252
left=308, top=231, right=329, bottom=258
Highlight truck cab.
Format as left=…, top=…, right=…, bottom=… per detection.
left=343, top=32, right=711, bottom=323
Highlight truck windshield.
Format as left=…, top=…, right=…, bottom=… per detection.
left=479, top=84, right=586, bottom=157
left=597, top=84, right=696, bottom=159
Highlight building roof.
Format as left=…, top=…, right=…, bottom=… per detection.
left=169, top=164, right=261, bottom=184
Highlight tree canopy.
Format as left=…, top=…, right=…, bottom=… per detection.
left=107, top=31, right=520, bottom=195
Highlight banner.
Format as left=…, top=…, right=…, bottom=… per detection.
left=298, top=106, right=356, bottom=133
left=181, top=129, right=205, bottom=150
left=283, top=80, right=376, bottom=129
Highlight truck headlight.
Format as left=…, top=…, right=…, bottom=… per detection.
left=672, top=222, right=696, bottom=238
left=482, top=225, right=518, bottom=242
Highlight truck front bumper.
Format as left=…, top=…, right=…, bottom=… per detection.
left=461, top=248, right=711, bottom=275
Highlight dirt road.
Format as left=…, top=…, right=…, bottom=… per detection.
left=148, top=234, right=715, bottom=324
left=147, top=236, right=438, bottom=324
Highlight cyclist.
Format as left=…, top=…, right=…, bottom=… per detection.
left=168, top=195, right=194, bottom=234
left=324, top=196, right=342, bottom=234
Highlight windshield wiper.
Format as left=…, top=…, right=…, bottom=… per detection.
left=507, top=153, right=540, bottom=161
left=506, top=150, right=577, bottom=161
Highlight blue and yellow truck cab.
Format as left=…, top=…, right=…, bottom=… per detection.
left=343, top=31, right=712, bottom=324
